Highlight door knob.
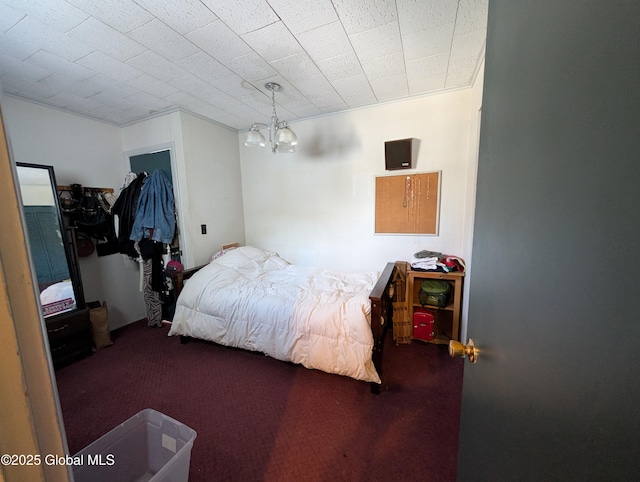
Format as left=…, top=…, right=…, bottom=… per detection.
left=449, top=339, right=479, bottom=363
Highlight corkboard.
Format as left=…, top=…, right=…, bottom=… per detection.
left=375, top=172, right=440, bottom=234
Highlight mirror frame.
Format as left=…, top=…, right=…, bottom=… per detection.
left=16, top=162, right=86, bottom=317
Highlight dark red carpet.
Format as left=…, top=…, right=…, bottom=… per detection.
left=55, top=320, right=464, bottom=481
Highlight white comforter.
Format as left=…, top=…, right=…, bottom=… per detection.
left=168, top=246, right=381, bottom=383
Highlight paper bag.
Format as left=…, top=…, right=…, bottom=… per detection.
left=87, top=301, right=113, bottom=349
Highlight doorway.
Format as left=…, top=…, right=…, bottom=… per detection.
left=127, top=146, right=185, bottom=322
left=126, top=146, right=185, bottom=265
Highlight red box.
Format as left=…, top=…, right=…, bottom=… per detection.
left=413, top=309, right=435, bottom=341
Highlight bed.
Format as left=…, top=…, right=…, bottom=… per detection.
left=167, top=246, right=397, bottom=393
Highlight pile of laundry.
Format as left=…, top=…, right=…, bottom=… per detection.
left=410, top=250, right=466, bottom=273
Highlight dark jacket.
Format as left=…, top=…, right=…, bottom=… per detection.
left=111, top=173, right=146, bottom=258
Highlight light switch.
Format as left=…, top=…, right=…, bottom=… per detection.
left=201, top=224, right=206, bottom=234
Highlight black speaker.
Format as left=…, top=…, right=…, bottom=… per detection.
left=385, top=138, right=414, bottom=170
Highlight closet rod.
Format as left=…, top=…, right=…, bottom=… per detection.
left=57, top=185, right=114, bottom=194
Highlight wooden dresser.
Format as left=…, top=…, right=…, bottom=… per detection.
left=46, top=308, right=92, bottom=368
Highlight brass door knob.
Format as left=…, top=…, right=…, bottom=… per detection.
left=448, top=339, right=479, bottom=363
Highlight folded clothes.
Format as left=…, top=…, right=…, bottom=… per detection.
left=410, top=254, right=466, bottom=273
left=443, top=256, right=466, bottom=272
left=411, top=256, right=439, bottom=271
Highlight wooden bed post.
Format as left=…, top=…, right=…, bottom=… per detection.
left=369, top=262, right=396, bottom=394
left=169, top=264, right=206, bottom=297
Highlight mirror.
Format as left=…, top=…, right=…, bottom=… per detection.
left=16, top=162, right=85, bottom=317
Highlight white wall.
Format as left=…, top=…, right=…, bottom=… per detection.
left=178, top=112, right=245, bottom=265
left=3, top=96, right=145, bottom=329
left=239, top=89, right=474, bottom=272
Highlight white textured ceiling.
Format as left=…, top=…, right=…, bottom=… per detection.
left=0, top=0, right=488, bottom=130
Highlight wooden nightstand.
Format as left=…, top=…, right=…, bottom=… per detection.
left=406, top=269, right=464, bottom=344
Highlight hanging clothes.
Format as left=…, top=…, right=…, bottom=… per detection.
left=112, top=172, right=146, bottom=258
left=130, top=170, right=175, bottom=245
left=116, top=170, right=176, bottom=327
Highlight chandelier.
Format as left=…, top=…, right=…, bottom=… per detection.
left=243, top=82, right=298, bottom=154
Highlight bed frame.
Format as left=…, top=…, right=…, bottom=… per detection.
left=168, top=248, right=397, bottom=394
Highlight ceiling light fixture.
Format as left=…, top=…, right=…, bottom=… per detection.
left=244, top=82, right=297, bottom=154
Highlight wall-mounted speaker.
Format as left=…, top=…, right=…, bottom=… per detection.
left=385, top=138, right=415, bottom=170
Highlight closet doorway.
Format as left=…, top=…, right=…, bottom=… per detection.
left=126, top=146, right=187, bottom=266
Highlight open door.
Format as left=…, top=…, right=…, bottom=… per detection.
left=456, top=2, right=640, bottom=480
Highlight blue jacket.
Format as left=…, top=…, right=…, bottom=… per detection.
left=130, top=170, right=175, bottom=244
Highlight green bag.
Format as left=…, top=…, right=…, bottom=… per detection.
left=419, top=280, right=450, bottom=308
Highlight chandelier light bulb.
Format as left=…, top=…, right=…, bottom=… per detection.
left=244, top=125, right=267, bottom=148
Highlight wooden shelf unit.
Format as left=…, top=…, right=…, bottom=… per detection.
left=406, top=269, right=464, bottom=345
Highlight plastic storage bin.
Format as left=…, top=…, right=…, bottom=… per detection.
left=72, top=409, right=197, bottom=482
